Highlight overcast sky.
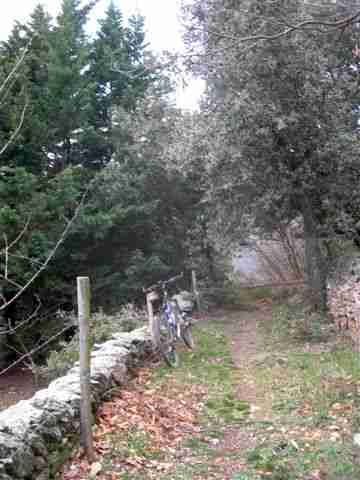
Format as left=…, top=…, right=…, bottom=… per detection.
left=0, top=0, right=204, bottom=109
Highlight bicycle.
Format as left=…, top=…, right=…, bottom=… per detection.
left=144, top=273, right=195, bottom=367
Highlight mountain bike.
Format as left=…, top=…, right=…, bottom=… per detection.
left=144, top=273, right=194, bottom=367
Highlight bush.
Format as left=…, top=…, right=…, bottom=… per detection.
left=38, top=304, right=147, bottom=381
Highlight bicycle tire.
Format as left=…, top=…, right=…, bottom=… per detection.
left=181, top=322, right=195, bottom=349
left=172, top=301, right=194, bottom=350
left=159, top=316, right=179, bottom=367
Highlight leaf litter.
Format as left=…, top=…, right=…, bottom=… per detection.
left=59, top=364, right=205, bottom=479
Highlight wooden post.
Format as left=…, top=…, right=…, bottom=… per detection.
left=77, top=276, right=95, bottom=462
left=192, top=270, right=201, bottom=313
left=146, top=292, right=160, bottom=348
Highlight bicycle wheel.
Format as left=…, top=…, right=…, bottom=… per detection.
left=159, top=317, right=179, bottom=367
left=181, top=320, right=195, bottom=349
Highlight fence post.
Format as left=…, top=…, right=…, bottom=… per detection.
left=146, top=292, right=160, bottom=347
left=77, top=276, right=95, bottom=462
left=192, top=270, right=201, bottom=313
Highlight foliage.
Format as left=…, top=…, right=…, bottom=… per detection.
left=0, top=2, right=205, bottom=367
left=40, top=304, right=146, bottom=381
left=182, top=0, right=360, bottom=310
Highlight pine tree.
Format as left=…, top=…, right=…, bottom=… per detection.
left=85, top=1, right=129, bottom=165
left=85, top=2, right=152, bottom=166
left=46, top=0, right=95, bottom=171
left=19, top=5, right=53, bottom=173
left=125, top=14, right=150, bottom=106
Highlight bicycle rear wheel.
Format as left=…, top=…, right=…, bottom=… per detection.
left=181, top=321, right=194, bottom=349
left=159, top=317, right=179, bottom=367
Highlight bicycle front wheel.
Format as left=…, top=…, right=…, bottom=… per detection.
left=159, top=318, right=179, bottom=367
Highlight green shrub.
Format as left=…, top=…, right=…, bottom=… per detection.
left=38, top=304, right=147, bottom=381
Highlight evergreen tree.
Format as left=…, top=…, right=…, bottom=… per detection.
left=0, top=21, right=30, bottom=169
left=125, top=14, right=151, bottom=105
left=0, top=5, right=57, bottom=174
left=85, top=3, right=152, bottom=166
left=86, top=1, right=129, bottom=166
left=46, top=0, right=95, bottom=171
left=11, top=5, right=55, bottom=174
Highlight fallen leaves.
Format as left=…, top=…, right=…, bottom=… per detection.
left=60, top=365, right=204, bottom=480
left=329, top=278, right=360, bottom=347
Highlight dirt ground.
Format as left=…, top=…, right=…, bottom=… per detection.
left=0, top=367, right=48, bottom=411
left=198, top=304, right=275, bottom=478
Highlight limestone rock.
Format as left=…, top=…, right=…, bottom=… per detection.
left=0, top=326, right=153, bottom=479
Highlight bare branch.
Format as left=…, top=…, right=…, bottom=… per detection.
left=191, top=10, right=360, bottom=46
left=0, top=39, right=32, bottom=99
left=1, top=251, right=46, bottom=268
left=3, top=235, right=8, bottom=280
left=0, top=294, right=41, bottom=336
left=0, top=324, right=74, bottom=377
left=0, top=274, right=24, bottom=291
left=0, top=97, right=29, bottom=156
left=0, top=178, right=96, bottom=312
left=0, top=74, right=20, bottom=107
left=7, top=216, right=31, bottom=252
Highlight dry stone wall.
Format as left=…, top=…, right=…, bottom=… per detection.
left=0, top=327, right=153, bottom=480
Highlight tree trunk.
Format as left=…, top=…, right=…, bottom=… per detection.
left=302, top=202, right=328, bottom=312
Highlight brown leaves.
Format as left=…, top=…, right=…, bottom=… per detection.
left=60, top=366, right=202, bottom=479
left=95, top=369, right=200, bottom=451
left=329, top=279, right=360, bottom=347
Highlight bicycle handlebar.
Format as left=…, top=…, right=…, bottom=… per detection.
left=143, top=272, right=183, bottom=293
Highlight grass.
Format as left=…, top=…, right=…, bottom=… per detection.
left=226, top=286, right=273, bottom=306
left=88, top=319, right=248, bottom=480
left=63, top=300, right=360, bottom=479
left=154, top=321, right=250, bottom=426
left=235, top=300, right=360, bottom=480
left=121, top=304, right=360, bottom=479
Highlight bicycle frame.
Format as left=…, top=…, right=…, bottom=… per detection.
left=144, top=273, right=194, bottom=367
left=161, top=286, right=181, bottom=339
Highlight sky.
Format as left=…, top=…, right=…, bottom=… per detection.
left=0, top=0, right=204, bottom=109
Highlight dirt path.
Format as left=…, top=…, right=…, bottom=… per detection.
left=225, top=306, right=271, bottom=416
left=200, top=305, right=274, bottom=478
left=60, top=302, right=360, bottom=479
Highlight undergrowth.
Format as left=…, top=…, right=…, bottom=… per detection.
left=39, top=304, right=146, bottom=381
left=234, top=300, right=360, bottom=480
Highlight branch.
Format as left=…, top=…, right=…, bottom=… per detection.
left=0, top=274, right=23, bottom=291
left=3, top=235, right=8, bottom=280
left=7, top=216, right=31, bottom=252
left=0, top=38, right=32, bottom=99
left=0, top=294, right=41, bottom=336
left=1, top=251, right=46, bottom=268
left=0, top=178, right=95, bottom=312
left=192, top=10, right=360, bottom=46
left=0, top=324, right=74, bottom=377
left=0, top=97, right=29, bottom=156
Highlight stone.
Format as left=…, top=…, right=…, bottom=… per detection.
left=353, top=433, right=360, bottom=447
left=0, top=326, right=153, bottom=479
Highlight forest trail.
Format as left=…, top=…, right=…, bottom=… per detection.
left=61, top=300, right=360, bottom=479
left=224, top=306, right=272, bottom=419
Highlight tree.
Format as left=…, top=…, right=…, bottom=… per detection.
left=85, top=3, right=153, bottom=167
left=0, top=0, right=203, bottom=369
left=183, top=0, right=360, bottom=310
left=182, top=0, right=360, bottom=51
left=52, top=88, right=200, bottom=309
left=46, top=0, right=96, bottom=171
left=0, top=5, right=55, bottom=174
